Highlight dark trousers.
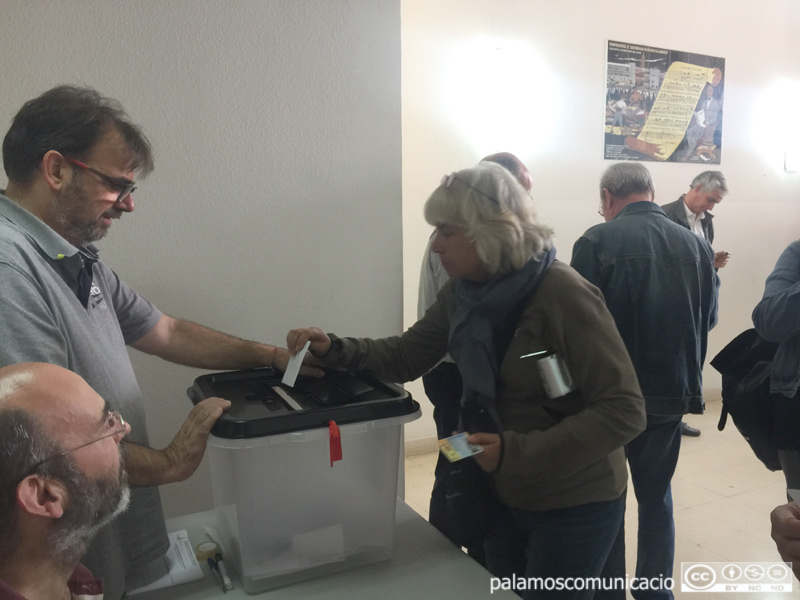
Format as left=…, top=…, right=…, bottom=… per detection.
left=484, top=494, right=626, bottom=599
left=423, top=362, right=486, bottom=565
left=599, top=415, right=682, bottom=600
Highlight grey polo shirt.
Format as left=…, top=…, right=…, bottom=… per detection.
left=0, top=193, right=168, bottom=600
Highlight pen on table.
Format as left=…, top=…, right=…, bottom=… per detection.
left=207, top=557, right=227, bottom=594
left=215, top=553, right=234, bottom=591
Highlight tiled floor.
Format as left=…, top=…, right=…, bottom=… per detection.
left=404, top=399, right=792, bottom=599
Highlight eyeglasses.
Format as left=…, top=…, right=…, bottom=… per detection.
left=441, top=172, right=500, bottom=205
left=28, top=410, right=127, bottom=473
left=64, top=157, right=137, bottom=204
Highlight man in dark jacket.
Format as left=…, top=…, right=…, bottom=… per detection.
left=661, top=170, right=729, bottom=437
left=571, top=162, right=719, bottom=600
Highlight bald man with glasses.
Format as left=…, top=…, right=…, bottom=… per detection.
left=0, top=363, right=131, bottom=600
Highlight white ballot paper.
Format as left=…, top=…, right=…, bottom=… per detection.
left=789, top=489, right=800, bottom=505
left=126, top=530, right=203, bottom=595
left=282, top=340, right=311, bottom=388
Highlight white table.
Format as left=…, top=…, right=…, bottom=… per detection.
left=135, top=500, right=516, bottom=599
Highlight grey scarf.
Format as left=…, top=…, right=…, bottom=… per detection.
left=449, top=247, right=556, bottom=432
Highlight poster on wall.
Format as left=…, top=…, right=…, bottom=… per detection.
left=604, top=40, right=725, bottom=164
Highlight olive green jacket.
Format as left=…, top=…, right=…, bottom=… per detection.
left=323, top=260, right=646, bottom=511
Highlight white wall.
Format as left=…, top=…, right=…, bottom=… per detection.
left=1, top=0, right=401, bottom=517
left=402, top=0, right=800, bottom=443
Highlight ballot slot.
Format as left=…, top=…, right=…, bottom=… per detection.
left=271, top=385, right=304, bottom=411
left=241, top=381, right=316, bottom=413
left=243, top=386, right=282, bottom=413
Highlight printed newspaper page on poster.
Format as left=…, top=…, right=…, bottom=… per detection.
left=604, top=40, right=724, bottom=164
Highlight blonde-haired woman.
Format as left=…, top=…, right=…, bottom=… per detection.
left=288, top=162, right=645, bottom=599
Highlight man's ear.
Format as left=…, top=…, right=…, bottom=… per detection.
left=602, top=188, right=615, bottom=212
left=40, top=150, right=69, bottom=194
left=16, top=475, right=66, bottom=520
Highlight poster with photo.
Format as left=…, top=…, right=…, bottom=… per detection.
left=604, top=40, right=725, bottom=164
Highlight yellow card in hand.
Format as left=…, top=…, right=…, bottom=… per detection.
left=438, top=432, right=483, bottom=462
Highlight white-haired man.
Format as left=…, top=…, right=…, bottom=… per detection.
left=662, top=170, right=729, bottom=437
left=661, top=170, right=729, bottom=269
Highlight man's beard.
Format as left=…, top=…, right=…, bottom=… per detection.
left=53, top=178, right=120, bottom=246
left=49, top=451, right=131, bottom=570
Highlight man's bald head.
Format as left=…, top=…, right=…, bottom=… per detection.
left=0, top=362, right=94, bottom=416
left=481, top=152, right=533, bottom=192
left=0, top=363, right=116, bottom=457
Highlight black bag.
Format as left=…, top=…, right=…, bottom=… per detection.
left=437, top=457, right=498, bottom=548
left=709, top=328, right=781, bottom=471
left=434, top=390, right=502, bottom=549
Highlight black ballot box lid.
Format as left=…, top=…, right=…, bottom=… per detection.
left=187, top=368, right=418, bottom=439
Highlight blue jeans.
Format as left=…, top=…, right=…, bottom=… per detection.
left=599, top=415, right=682, bottom=600
left=484, top=494, right=626, bottom=599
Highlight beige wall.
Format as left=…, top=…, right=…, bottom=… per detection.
left=401, top=0, right=800, bottom=443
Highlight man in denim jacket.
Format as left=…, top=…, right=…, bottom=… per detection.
left=571, top=162, right=719, bottom=600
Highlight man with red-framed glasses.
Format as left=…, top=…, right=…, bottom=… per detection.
left=0, top=85, right=323, bottom=600
left=0, top=363, right=131, bottom=600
